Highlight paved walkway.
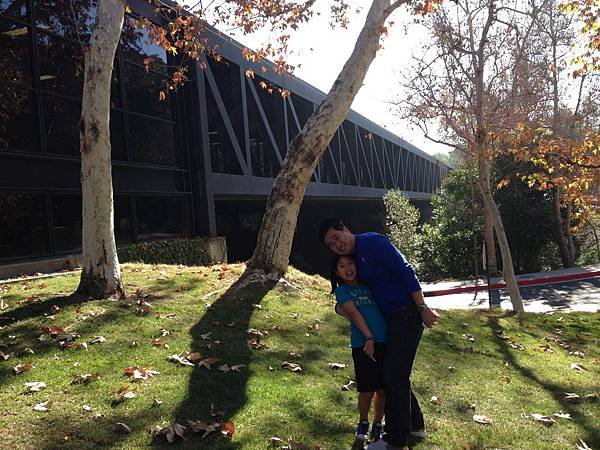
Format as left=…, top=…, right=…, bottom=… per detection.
left=421, top=264, right=600, bottom=313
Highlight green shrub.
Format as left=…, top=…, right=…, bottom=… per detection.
left=383, top=189, right=421, bottom=266
left=118, top=239, right=212, bottom=266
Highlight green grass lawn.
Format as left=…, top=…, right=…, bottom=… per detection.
left=0, top=263, right=598, bottom=450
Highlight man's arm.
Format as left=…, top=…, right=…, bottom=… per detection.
left=378, top=236, right=440, bottom=327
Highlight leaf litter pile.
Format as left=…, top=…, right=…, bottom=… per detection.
left=0, top=263, right=599, bottom=449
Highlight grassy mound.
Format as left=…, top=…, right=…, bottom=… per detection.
left=0, top=263, right=598, bottom=449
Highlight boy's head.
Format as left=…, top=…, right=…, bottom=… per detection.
left=317, top=217, right=356, bottom=255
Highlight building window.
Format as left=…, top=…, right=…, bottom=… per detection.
left=0, top=192, right=47, bottom=259
left=35, top=0, right=97, bottom=43
left=51, top=193, right=81, bottom=253
left=0, top=19, right=32, bottom=86
left=135, top=195, right=183, bottom=241
left=114, top=194, right=131, bottom=244
left=128, top=113, right=176, bottom=166
left=37, top=30, right=84, bottom=99
left=0, top=87, right=39, bottom=152
left=42, top=94, right=80, bottom=156
left=123, top=61, right=172, bottom=120
left=120, top=16, right=168, bottom=74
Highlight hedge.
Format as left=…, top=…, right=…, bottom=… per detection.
left=118, top=238, right=212, bottom=266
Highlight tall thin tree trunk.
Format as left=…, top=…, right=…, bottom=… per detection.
left=77, top=0, right=125, bottom=298
left=248, top=0, right=401, bottom=276
left=566, top=201, right=576, bottom=265
left=477, top=153, right=524, bottom=314
left=484, top=202, right=498, bottom=275
left=553, top=186, right=573, bottom=268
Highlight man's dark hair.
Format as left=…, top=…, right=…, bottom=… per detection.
left=317, top=217, right=346, bottom=244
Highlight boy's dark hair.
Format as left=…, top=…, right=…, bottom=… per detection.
left=317, top=217, right=346, bottom=244
left=329, top=253, right=343, bottom=294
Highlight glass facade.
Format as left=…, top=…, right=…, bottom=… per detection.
left=0, top=0, right=443, bottom=264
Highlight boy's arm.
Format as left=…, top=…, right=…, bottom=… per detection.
left=339, top=301, right=376, bottom=357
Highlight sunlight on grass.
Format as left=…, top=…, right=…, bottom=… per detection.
left=0, top=263, right=598, bottom=449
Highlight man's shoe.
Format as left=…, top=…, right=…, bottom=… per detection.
left=370, top=422, right=383, bottom=442
left=355, top=421, right=370, bottom=441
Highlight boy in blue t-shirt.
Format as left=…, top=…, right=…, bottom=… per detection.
left=331, top=254, right=387, bottom=443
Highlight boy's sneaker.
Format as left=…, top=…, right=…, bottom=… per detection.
left=370, top=422, right=383, bottom=442
left=355, top=421, right=370, bottom=440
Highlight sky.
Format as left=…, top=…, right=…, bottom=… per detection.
left=215, top=3, right=450, bottom=157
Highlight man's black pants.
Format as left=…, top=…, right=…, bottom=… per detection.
left=383, top=303, right=424, bottom=447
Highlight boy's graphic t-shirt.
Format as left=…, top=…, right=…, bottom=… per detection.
left=334, top=284, right=387, bottom=348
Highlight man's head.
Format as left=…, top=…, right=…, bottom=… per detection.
left=317, top=217, right=356, bottom=255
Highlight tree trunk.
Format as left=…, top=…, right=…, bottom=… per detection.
left=248, top=0, right=399, bottom=276
left=552, top=186, right=574, bottom=268
left=77, top=0, right=125, bottom=299
left=566, top=201, right=576, bottom=265
left=484, top=202, right=498, bottom=275
left=476, top=153, right=524, bottom=314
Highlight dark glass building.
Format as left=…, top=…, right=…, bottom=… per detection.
left=0, top=0, right=449, bottom=271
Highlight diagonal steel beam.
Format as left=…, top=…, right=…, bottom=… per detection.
left=286, top=96, right=319, bottom=182
left=339, top=124, right=359, bottom=185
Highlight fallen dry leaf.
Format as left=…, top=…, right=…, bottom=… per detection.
left=564, top=392, right=581, bottom=403
left=34, top=400, right=52, bottom=411
left=462, top=333, right=475, bottom=342
left=230, top=364, right=246, bottom=372
left=25, top=381, right=46, bottom=392
left=124, top=367, right=159, bottom=381
left=13, top=363, right=33, bottom=374
left=167, top=354, right=195, bottom=367
left=82, top=405, right=92, bottom=411
left=199, top=357, right=221, bottom=369
left=328, top=362, right=346, bottom=370
left=552, top=412, right=571, bottom=420
left=152, top=338, right=169, bottom=349
left=577, top=438, right=592, bottom=450
left=91, top=336, right=107, bottom=344
left=186, top=351, right=203, bottom=362
left=341, top=380, right=355, bottom=391
left=217, top=364, right=230, bottom=372
left=221, top=421, right=235, bottom=437
left=162, top=422, right=186, bottom=443
left=430, top=396, right=442, bottom=405
left=115, top=422, right=131, bottom=433
left=472, top=415, right=493, bottom=425
left=0, top=351, right=14, bottom=361
left=187, top=419, right=219, bottom=438
left=200, top=332, right=213, bottom=340
left=531, top=413, right=555, bottom=425
left=571, top=363, right=586, bottom=372
left=282, top=361, right=302, bottom=373
left=71, top=373, right=101, bottom=385
left=499, top=375, right=512, bottom=383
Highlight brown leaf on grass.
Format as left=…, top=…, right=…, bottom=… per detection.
left=552, top=412, right=571, bottom=420
left=282, top=361, right=302, bottom=373
left=221, top=421, right=235, bottom=437
left=328, top=362, right=346, bottom=370
left=59, top=341, right=87, bottom=350
left=71, top=373, right=101, bottom=385
left=247, top=329, right=264, bottom=339
left=91, top=336, right=107, bottom=344
left=531, top=413, right=555, bottom=425
left=56, top=331, right=80, bottom=343
left=499, top=375, right=512, bottom=383
left=584, top=393, right=598, bottom=401
left=124, top=367, right=160, bottom=381
left=152, top=338, right=169, bottom=349
left=112, top=385, right=136, bottom=404
left=230, top=364, right=246, bottom=372
left=34, top=400, right=52, bottom=411
left=25, top=381, right=47, bottom=392
left=538, top=344, right=554, bottom=353
left=45, top=326, right=65, bottom=335
left=448, top=366, right=457, bottom=372
left=50, top=305, right=61, bottom=314
left=187, top=420, right=219, bottom=438
left=462, top=333, right=475, bottom=342
left=114, top=422, right=131, bottom=433
left=159, top=422, right=187, bottom=443
left=569, top=351, right=586, bottom=358
left=472, top=415, right=493, bottom=425
left=509, top=341, right=525, bottom=351
left=137, top=299, right=152, bottom=315
left=13, top=363, right=33, bottom=374
left=186, top=351, right=203, bottom=362
left=199, top=357, right=221, bottom=369
left=430, top=396, right=442, bottom=405
left=0, top=298, right=9, bottom=310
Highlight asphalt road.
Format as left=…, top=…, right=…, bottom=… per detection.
left=424, top=277, right=600, bottom=313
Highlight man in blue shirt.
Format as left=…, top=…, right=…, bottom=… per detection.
left=318, top=217, right=439, bottom=450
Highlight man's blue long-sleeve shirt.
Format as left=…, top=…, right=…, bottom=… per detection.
left=354, top=232, right=422, bottom=315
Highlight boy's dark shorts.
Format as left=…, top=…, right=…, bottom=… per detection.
left=352, top=342, right=386, bottom=392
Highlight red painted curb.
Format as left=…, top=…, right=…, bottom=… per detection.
left=423, top=270, right=600, bottom=297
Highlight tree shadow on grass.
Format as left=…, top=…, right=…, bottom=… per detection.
left=0, top=292, right=88, bottom=325
left=484, top=315, right=600, bottom=447
left=150, top=270, right=277, bottom=449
